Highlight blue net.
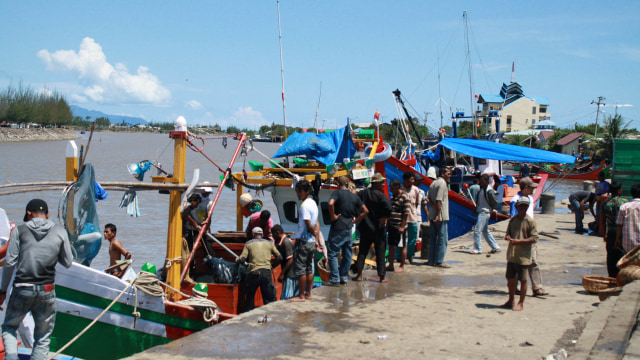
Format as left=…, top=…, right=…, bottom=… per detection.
left=61, top=163, right=102, bottom=266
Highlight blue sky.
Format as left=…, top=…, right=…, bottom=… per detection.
left=1, top=1, right=639, bottom=131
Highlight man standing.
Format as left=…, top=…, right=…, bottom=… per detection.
left=509, top=177, right=548, bottom=296
left=568, top=190, right=595, bottom=234
left=602, top=182, right=627, bottom=277
left=593, top=172, right=611, bottom=234
left=616, top=184, right=640, bottom=254
left=471, top=174, right=500, bottom=255
left=401, top=172, right=421, bottom=264
left=326, top=177, right=368, bottom=286
left=237, top=227, right=281, bottom=311
left=1, top=199, right=73, bottom=360
left=386, top=179, right=411, bottom=273
left=427, top=167, right=451, bottom=268
left=272, top=225, right=297, bottom=299
left=353, top=173, right=392, bottom=283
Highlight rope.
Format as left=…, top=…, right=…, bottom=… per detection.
left=164, top=256, right=182, bottom=269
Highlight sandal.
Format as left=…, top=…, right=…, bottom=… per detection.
left=489, top=248, right=501, bottom=254
left=469, top=250, right=481, bottom=255
left=533, top=289, right=549, bottom=296
left=435, top=263, right=451, bottom=268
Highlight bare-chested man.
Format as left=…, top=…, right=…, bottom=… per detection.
left=104, top=223, right=131, bottom=277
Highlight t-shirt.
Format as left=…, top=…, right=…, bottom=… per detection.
left=427, top=178, right=449, bottom=221
left=509, top=192, right=534, bottom=218
left=402, top=184, right=421, bottom=223
left=239, top=238, right=281, bottom=273
left=357, top=188, right=392, bottom=233
left=329, top=189, right=364, bottom=230
left=569, top=190, right=591, bottom=203
left=389, top=192, right=411, bottom=229
left=247, top=211, right=274, bottom=239
left=603, top=196, right=628, bottom=233
left=495, top=184, right=505, bottom=205
left=292, top=198, right=318, bottom=241
left=505, top=215, right=538, bottom=266
left=469, top=184, right=480, bottom=202
left=595, top=181, right=611, bottom=196
left=276, top=236, right=295, bottom=278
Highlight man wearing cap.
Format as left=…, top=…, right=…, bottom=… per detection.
left=503, top=196, right=538, bottom=311
left=1, top=199, right=73, bottom=360
left=509, top=177, right=548, bottom=296
left=237, top=227, right=281, bottom=311
left=326, top=176, right=368, bottom=286
left=354, top=173, right=392, bottom=282
left=239, top=193, right=273, bottom=240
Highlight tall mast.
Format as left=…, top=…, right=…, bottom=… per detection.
left=277, top=0, right=288, bottom=139
left=463, top=11, right=475, bottom=137
left=437, top=53, right=443, bottom=130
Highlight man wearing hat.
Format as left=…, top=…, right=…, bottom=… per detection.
left=0, top=199, right=73, bottom=360
left=503, top=196, right=538, bottom=311
left=353, top=173, right=392, bottom=282
left=240, top=193, right=273, bottom=240
left=509, top=177, right=548, bottom=296
left=237, top=227, right=281, bottom=311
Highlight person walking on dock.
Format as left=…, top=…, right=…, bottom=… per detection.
left=616, top=184, right=640, bottom=254
left=326, top=176, right=368, bottom=286
left=471, top=174, right=500, bottom=255
left=427, top=167, right=451, bottom=268
left=0, top=199, right=73, bottom=360
left=353, top=173, right=392, bottom=282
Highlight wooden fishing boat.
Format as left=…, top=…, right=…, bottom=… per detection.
left=536, top=160, right=607, bottom=180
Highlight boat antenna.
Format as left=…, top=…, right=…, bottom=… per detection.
left=463, top=10, right=476, bottom=137
left=313, top=81, right=322, bottom=134
left=277, top=0, right=288, bottom=139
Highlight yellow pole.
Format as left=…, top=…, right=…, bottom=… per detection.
left=236, top=183, right=243, bottom=231
left=65, top=141, right=78, bottom=181
left=166, top=118, right=187, bottom=300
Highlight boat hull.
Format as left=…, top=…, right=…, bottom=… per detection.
left=536, top=165, right=607, bottom=180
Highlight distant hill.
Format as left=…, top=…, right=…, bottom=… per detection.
left=70, top=105, right=149, bottom=126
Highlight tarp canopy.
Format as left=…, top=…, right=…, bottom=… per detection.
left=438, top=137, right=576, bottom=164
left=272, top=126, right=357, bottom=165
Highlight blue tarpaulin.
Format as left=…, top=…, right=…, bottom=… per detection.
left=273, top=126, right=357, bottom=165
left=439, top=138, right=576, bottom=164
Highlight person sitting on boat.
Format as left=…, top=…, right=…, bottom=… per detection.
left=568, top=190, right=596, bottom=234
left=272, top=225, right=298, bottom=300
left=237, top=227, right=281, bottom=312
left=182, top=193, right=202, bottom=250
left=104, top=223, right=132, bottom=278
left=0, top=199, right=73, bottom=360
left=520, top=163, right=530, bottom=178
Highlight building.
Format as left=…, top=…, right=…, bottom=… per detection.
left=556, top=132, right=585, bottom=155
left=476, top=82, right=551, bottom=133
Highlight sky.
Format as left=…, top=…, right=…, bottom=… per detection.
left=1, top=1, right=639, bottom=132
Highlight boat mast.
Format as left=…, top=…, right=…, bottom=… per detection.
left=313, top=81, right=322, bottom=134
left=437, top=53, right=443, bottom=130
left=277, top=0, right=288, bottom=139
left=463, top=11, right=476, bottom=137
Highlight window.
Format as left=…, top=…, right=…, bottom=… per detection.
left=532, top=107, right=537, bottom=115
left=540, top=106, right=547, bottom=113
left=532, top=119, right=536, bottom=125
left=282, top=201, right=298, bottom=223
left=507, top=116, right=512, bottom=125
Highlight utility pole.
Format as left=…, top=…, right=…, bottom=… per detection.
left=591, top=96, right=605, bottom=137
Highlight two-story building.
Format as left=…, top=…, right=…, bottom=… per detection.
left=476, top=82, right=551, bottom=133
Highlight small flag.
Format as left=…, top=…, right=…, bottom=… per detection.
left=374, top=109, right=380, bottom=121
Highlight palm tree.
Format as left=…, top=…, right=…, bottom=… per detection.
left=602, top=114, right=633, bottom=159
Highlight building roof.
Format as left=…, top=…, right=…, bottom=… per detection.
left=530, top=97, right=550, bottom=106
left=539, top=130, right=555, bottom=140
left=503, top=129, right=541, bottom=136
left=478, top=94, right=504, bottom=103
left=533, top=119, right=556, bottom=129
left=556, top=132, right=584, bottom=146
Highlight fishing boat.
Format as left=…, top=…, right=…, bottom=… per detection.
left=535, top=160, right=608, bottom=180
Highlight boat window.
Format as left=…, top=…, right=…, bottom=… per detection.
left=320, top=202, right=331, bottom=226
left=282, top=201, right=298, bottom=223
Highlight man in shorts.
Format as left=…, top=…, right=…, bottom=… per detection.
left=386, top=179, right=410, bottom=273
left=502, top=197, right=538, bottom=311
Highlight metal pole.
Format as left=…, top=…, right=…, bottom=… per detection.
left=591, top=96, right=605, bottom=137
left=277, top=0, right=288, bottom=139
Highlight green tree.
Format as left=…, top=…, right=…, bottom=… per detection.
left=95, top=117, right=111, bottom=128
left=600, top=114, right=634, bottom=159
left=227, top=125, right=240, bottom=134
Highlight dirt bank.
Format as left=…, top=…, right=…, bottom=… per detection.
left=0, top=128, right=79, bottom=142
left=128, top=211, right=612, bottom=360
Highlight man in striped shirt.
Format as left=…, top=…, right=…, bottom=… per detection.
left=386, top=179, right=411, bottom=273
left=617, top=184, right=640, bottom=253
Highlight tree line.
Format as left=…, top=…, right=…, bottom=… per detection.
left=0, top=84, right=73, bottom=126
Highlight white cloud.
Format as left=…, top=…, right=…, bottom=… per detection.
left=37, top=37, right=171, bottom=105
left=192, top=106, right=268, bottom=129
left=185, top=100, right=203, bottom=110
left=617, top=45, right=640, bottom=62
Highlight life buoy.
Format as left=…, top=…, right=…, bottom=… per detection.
left=364, top=142, right=392, bottom=163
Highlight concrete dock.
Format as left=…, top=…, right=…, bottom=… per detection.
left=127, top=211, right=640, bottom=360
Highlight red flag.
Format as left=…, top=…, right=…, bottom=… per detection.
left=374, top=109, right=380, bottom=121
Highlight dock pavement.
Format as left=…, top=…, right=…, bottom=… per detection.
left=127, top=211, right=640, bottom=360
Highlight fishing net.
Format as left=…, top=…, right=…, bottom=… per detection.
left=61, top=163, right=102, bottom=266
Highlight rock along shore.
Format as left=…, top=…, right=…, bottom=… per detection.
left=0, top=128, right=80, bottom=142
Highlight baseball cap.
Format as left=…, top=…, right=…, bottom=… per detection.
left=516, top=197, right=530, bottom=207
left=252, top=227, right=264, bottom=235
left=519, top=177, right=538, bottom=189
left=239, top=193, right=253, bottom=207
left=24, top=199, right=48, bottom=221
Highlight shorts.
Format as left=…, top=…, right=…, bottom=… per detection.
left=292, top=240, right=316, bottom=277
left=505, top=262, right=529, bottom=281
left=388, top=226, right=403, bottom=247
